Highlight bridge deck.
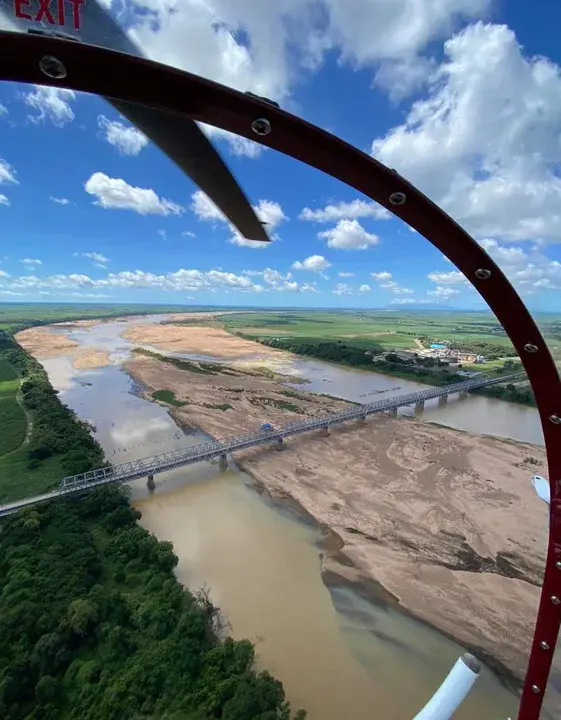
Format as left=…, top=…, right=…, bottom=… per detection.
left=0, top=372, right=524, bottom=516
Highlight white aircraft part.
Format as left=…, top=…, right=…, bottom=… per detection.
left=532, top=475, right=551, bottom=505
left=413, top=654, right=480, bottom=720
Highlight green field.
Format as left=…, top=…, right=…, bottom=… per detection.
left=152, top=388, right=188, bottom=407
left=0, top=361, right=27, bottom=457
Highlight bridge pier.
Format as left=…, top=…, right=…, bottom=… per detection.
left=415, top=400, right=425, bottom=412
left=357, top=416, right=366, bottom=426
left=218, top=454, right=228, bottom=471
left=319, top=426, right=330, bottom=437
left=388, top=407, right=398, bottom=417
left=459, top=391, right=469, bottom=400
left=147, top=474, right=156, bottom=491
left=438, top=394, right=448, bottom=406
left=275, top=437, right=285, bottom=451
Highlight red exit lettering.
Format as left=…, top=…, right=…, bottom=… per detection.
left=14, top=0, right=85, bottom=30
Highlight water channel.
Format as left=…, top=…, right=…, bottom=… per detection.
left=37, top=316, right=542, bottom=719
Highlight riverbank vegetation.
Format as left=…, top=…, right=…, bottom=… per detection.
left=152, top=389, right=188, bottom=407
left=0, top=485, right=304, bottom=720
left=0, top=332, right=105, bottom=502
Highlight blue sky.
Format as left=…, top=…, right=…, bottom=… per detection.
left=1, top=0, right=561, bottom=310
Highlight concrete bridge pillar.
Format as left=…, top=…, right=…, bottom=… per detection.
left=357, top=416, right=366, bottom=426
left=147, top=474, right=156, bottom=491
left=319, top=426, right=330, bottom=437
left=438, top=394, right=448, bottom=406
left=275, top=437, right=285, bottom=451
left=218, top=454, right=228, bottom=471
left=459, top=391, right=469, bottom=400
left=388, top=407, right=398, bottom=417
left=415, top=400, right=425, bottom=412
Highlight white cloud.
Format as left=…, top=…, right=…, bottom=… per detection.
left=371, top=270, right=413, bottom=295
left=20, top=258, right=42, bottom=266
left=0, top=194, right=9, bottom=206
left=427, top=270, right=467, bottom=285
left=0, top=270, right=10, bottom=278
left=292, top=255, right=330, bottom=271
left=158, top=229, right=167, bottom=240
left=85, top=172, right=183, bottom=215
left=300, top=198, right=390, bottom=223
left=126, top=0, right=489, bottom=111
left=373, top=57, right=435, bottom=102
left=0, top=104, right=7, bottom=117
left=319, top=219, right=379, bottom=250
left=191, top=190, right=286, bottom=248
left=372, top=22, right=561, bottom=244
left=359, top=284, right=371, bottom=293
left=23, top=86, right=76, bottom=126
left=97, top=115, right=149, bottom=156
left=200, top=123, right=263, bottom=159
left=333, top=283, right=352, bottom=295
left=428, top=286, right=459, bottom=299
left=182, top=231, right=196, bottom=238
left=338, top=271, right=354, bottom=277
left=390, top=297, right=426, bottom=305
left=0, top=158, right=17, bottom=185
left=479, top=238, right=561, bottom=292
left=74, top=252, right=110, bottom=269
left=371, top=271, right=392, bottom=281
left=50, top=197, right=70, bottom=205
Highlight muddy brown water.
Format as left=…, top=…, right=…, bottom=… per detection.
left=34, top=317, right=536, bottom=719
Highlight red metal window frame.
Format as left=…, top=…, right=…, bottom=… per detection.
left=1, top=31, right=560, bottom=720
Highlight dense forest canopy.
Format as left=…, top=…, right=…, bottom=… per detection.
left=0, top=486, right=304, bottom=720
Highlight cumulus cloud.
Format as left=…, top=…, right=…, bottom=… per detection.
left=200, top=124, right=263, bottom=159
left=300, top=199, right=390, bottom=223
left=372, top=22, right=561, bottom=244
left=333, top=283, right=352, bottom=295
left=428, top=286, right=459, bottom=299
left=292, top=255, right=330, bottom=271
left=50, top=197, right=70, bottom=205
left=479, top=238, right=561, bottom=292
left=73, top=252, right=110, bottom=269
left=319, top=219, right=379, bottom=250
left=23, top=86, right=76, bottom=126
left=191, top=190, right=286, bottom=248
left=359, top=284, right=371, bottom=293
left=0, top=104, right=7, bottom=117
left=84, top=172, right=183, bottom=215
left=97, top=115, right=149, bottom=156
left=0, top=158, right=17, bottom=185
left=0, top=194, right=9, bottom=206
left=371, top=271, right=413, bottom=295
left=126, top=0, right=489, bottom=107
left=182, top=230, right=196, bottom=238
left=20, top=258, right=42, bottom=266
left=338, top=271, right=354, bottom=277
left=426, top=271, right=467, bottom=285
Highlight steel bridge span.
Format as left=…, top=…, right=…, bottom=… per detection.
left=0, top=373, right=524, bottom=517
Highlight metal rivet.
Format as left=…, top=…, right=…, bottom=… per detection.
left=540, top=641, right=550, bottom=650
left=475, top=268, right=492, bottom=280
left=389, top=192, right=406, bottom=206
left=550, top=415, right=561, bottom=425
left=524, top=343, right=539, bottom=353
left=556, top=561, right=561, bottom=570
left=532, top=685, right=541, bottom=694
left=39, top=55, right=67, bottom=79
left=551, top=595, right=561, bottom=605
left=251, top=118, right=271, bottom=136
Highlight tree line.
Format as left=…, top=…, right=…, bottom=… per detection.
left=0, top=331, right=105, bottom=477
left=0, top=485, right=305, bottom=719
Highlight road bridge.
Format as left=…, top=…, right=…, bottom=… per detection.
left=0, top=373, right=524, bottom=517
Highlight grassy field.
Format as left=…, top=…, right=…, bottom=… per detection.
left=221, top=309, right=561, bottom=363
left=0, top=360, right=27, bottom=457
left=152, top=389, right=188, bottom=407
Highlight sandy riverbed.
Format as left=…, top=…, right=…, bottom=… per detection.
left=126, top=351, right=548, bottom=685
left=16, top=327, right=112, bottom=370
left=122, top=323, right=288, bottom=363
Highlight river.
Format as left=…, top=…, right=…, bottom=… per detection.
left=35, top=316, right=538, bottom=719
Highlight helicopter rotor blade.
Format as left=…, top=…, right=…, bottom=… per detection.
left=110, top=99, right=269, bottom=242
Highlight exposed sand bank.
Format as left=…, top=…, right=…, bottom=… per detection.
left=122, top=323, right=288, bottom=363
left=15, top=328, right=112, bottom=369
left=125, top=351, right=548, bottom=686
left=15, top=327, right=79, bottom=358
